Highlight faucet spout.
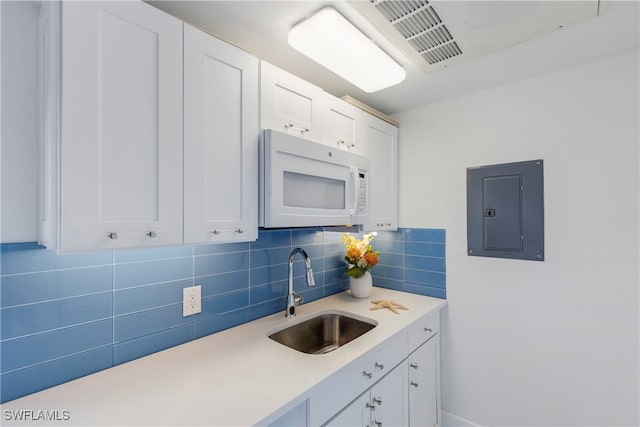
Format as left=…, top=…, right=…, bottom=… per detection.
left=286, top=248, right=316, bottom=317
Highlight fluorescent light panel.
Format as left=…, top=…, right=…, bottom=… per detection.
left=288, top=7, right=406, bottom=93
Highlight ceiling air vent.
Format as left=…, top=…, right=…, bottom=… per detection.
left=370, top=0, right=462, bottom=65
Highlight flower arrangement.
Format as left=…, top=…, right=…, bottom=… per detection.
left=342, top=232, right=380, bottom=278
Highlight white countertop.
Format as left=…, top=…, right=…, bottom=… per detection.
left=1, top=287, right=446, bottom=426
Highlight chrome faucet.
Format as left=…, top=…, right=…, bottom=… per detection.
left=286, top=248, right=316, bottom=317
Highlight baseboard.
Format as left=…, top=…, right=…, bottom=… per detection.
left=442, top=410, right=483, bottom=427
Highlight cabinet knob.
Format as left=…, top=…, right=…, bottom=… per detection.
left=146, top=231, right=157, bottom=238
left=362, top=370, right=373, bottom=379
left=106, top=232, right=118, bottom=240
left=211, top=229, right=220, bottom=235
left=410, top=363, right=419, bottom=369
left=236, top=228, right=245, bottom=234
left=372, top=397, right=382, bottom=405
left=366, top=403, right=376, bottom=410
left=374, top=421, right=382, bottom=427
left=410, top=382, right=419, bottom=388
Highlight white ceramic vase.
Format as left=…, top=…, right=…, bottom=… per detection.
left=349, top=271, right=372, bottom=298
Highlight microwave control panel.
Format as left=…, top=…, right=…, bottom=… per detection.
left=358, top=171, right=367, bottom=215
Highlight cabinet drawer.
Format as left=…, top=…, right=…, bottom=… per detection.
left=407, top=311, right=439, bottom=353
left=310, top=331, right=407, bottom=426
left=360, top=330, right=408, bottom=384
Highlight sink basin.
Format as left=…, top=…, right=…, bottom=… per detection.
left=269, top=311, right=377, bottom=354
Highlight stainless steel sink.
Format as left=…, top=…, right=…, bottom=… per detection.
left=269, top=311, right=377, bottom=354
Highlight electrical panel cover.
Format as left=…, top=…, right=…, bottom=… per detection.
left=467, top=160, right=544, bottom=261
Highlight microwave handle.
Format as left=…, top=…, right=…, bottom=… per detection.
left=349, top=166, right=360, bottom=216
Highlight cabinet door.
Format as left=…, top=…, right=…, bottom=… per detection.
left=60, top=1, right=183, bottom=251
left=325, top=392, right=370, bottom=427
left=260, top=61, right=325, bottom=142
left=324, top=95, right=363, bottom=155
left=267, top=400, right=308, bottom=427
left=183, top=24, right=259, bottom=243
left=371, top=361, right=408, bottom=427
left=363, top=114, right=398, bottom=231
left=409, top=338, right=439, bottom=427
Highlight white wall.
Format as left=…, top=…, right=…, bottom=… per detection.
left=395, top=50, right=639, bottom=425
left=0, top=1, right=40, bottom=243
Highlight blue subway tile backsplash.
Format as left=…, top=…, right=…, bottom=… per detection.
left=0, top=227, right=445, bottom=403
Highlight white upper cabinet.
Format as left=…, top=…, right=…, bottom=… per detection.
left=363, top=114, right=399, bottom=231
left=323, top=94, right=364, bottom=155
left=260, top=61, right=326, bottom=142
left=40, top=2, right=260, bottom=252
left=53, top=1, right=183, bottom=252
left=183, top=24, right=259, bottom=243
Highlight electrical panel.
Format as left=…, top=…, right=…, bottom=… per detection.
left=467, top=160, right=544, bottom=261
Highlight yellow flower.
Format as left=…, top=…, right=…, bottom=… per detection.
left=342, top=232, right=380, bottom=278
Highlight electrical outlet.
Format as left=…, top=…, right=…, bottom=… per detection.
left=183, top=285, right=202, bottom=317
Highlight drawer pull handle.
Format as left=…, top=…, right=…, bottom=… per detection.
left=374, top=421, right=382, bottom=427
left=424, top=327, right=433, bottom=333
left=410, top=363, right=419, bottom=369
left=411, top=382, right=419, bottom=388
left=146, top=231, right=157, bottom=238
left=374, top=362, right=384, bottom=370
left=373, top=397, right=382, bottom=405
left=363, top=371, right=373, bottom=379
left=211, top=229, right=220, bottom=235
left=106, top=232, right=118, bottom=240
left=285, top=123, right=309, bottom=133
left=236, top=228, right=245, bottom=234
left=336, top=140, right=355, bottom=149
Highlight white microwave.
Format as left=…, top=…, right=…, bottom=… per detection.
left=260, top=129, right=369, bottom=228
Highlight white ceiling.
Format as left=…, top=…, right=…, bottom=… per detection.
left=148, top=0, right=640, bottom=116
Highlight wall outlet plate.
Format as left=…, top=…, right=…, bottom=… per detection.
left=183, top=285, right=202, bottom=317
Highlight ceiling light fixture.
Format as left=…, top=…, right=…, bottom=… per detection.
left=288, top=7, right=406, bottom=93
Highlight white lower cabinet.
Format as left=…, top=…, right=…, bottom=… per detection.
left=327, top=361, right=408, bottom=427
left=324, top=392, right=370, bottom=427
left=305, top=312, right=440, bottom=427
left=267, top=400, right=309, bottom=427
left=310, top=330, right=408, bottom=426
left=409, top=338, right=439, bottom=427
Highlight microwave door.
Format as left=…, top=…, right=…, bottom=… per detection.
left=274, top=160, right=354, bottom=227
left=283, top=171, right=347, bottom=211
left=262, top=129, right=368, bottom=228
